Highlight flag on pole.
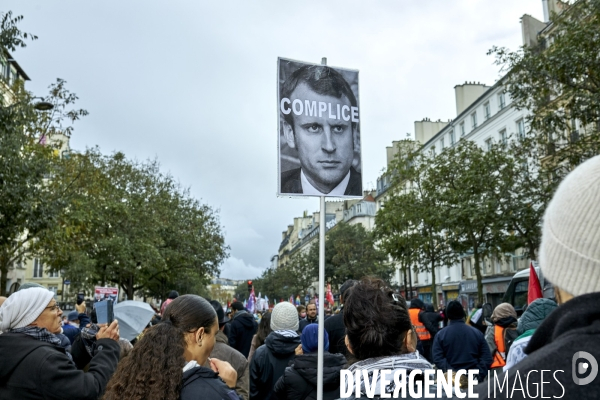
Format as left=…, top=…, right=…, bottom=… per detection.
left=528, top=262, right=543, bottom=304
left=326, top=283, right=334, bottom=306
left=289, top=295, right=294, bottom=304
left=295, top=295, right=301, bottom=306
left=247, top=287, right=256, bottom=313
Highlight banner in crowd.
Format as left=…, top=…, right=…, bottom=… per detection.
left=94, top=286, right=119, bottom=304
left=277, top=57, right=362, bottom=198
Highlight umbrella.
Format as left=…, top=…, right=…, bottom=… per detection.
left=114, top=301, right=155, bottom=341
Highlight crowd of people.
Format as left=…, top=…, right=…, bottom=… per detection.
left=1, top=155, right=600, bottom=399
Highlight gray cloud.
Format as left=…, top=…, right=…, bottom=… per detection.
left=4, top=1, right=544, bottom=279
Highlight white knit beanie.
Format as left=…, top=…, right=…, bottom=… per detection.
left=540, top=155, right=600, bottom=297
left=270, top=302, right=299, bottom=332
left=0, top=287, right=55, bottom=331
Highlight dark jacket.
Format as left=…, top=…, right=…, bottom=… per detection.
left=0, top=332, right=120, bottom=400
left=205, top=331, right=249, bottom=400
left=516, top=298, right=557, bottom=335
left=421, top=305, right=443, bottom=337
left=298, top=316, right=318, bottom=333
left=250, top=332, right=301, bottom=400
left=273, top=352, right=346, bottom=400
left=475, top=292, right=600, bottom=399
left=324, top=310, right=347, bottom=356
left=280, top=167, right=362, bottom=196
left=62, top=323, right=80, bottom=344
left=432, top=319, right=492, bottom=380
left=180, top=365, right=241, bottom=400
left=228, top=311, right=258, bottom=358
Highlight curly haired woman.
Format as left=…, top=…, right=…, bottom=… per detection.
left=103, top=295, right=240, bottom=400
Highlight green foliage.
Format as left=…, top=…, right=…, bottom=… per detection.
left=252, top=251, right=315, bottom=302
left=0, top=79, right=84, bottom=295
left=375, top=143, right=456, bottom=307
left=0, top=11, right=37, bottom=51
left=306, top=222, right=392, bottom=288
left=37, top=149, right=229, bottom=300
left=490, top=0, right=600, bottom=176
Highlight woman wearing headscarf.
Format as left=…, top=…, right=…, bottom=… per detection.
left=339, top=278, right=439, bottom=399
left=485, top=302, right=518, bottom=371
left=0, top=287, right=121, bottom=399
left=103, top=294, right=240, bottom=400
left=273, top=324, right=346, bottom=400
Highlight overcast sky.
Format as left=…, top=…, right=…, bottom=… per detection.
left=4, top=1, right=545, bottom=280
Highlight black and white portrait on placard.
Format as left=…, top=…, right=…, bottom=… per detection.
left=278, top=58, right=362, bottom=197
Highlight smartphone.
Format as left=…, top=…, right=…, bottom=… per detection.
left=95, top=300, right=114, bottom=324
left=76, top=292, right=85, bottom=305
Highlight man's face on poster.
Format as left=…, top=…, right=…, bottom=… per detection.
left=283, top=83, right=354, bottom=194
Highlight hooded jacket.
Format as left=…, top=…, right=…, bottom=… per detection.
left=249, top=331, right=301, bottom=400
left=503, top=298, right=558, bottom=371
left=180, top=365, right=241, bottom=400
left=273, top=352, right=346, bottom=400
left=475, top=292, right=600, bottom=399
left=0, top=332, right=119, bottom=400
left=204, top=330, right=249, bottom=400
left=228, top=310, right=258, bottom=358
left=516, top=298, right=557, bottom=336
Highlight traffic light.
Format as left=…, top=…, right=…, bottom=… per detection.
left=247, top=280, right=253, bottom=292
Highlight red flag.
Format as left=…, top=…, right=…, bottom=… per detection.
left=528, top=262, right=543, bottom=304
left=326, top=283, right=334, bottom=306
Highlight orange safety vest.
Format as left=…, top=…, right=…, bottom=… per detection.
left=491, top=325, right=507, bottom=368
left=409, top=308, right=431, bottom=341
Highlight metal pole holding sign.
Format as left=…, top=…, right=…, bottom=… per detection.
left=316, top=57, right=327, bottom=400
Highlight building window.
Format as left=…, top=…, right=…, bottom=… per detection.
left=48, top=270, right=59, bottom=278
left=460, top=122, right=465, bottom=137
left=499, top=129, right=507, bottom=144
left=356, top=203, right=362, bottom=214
left=498, top=92, right=506, bottom=110
left=495, top=259, right=502, bottom=274
left=48, top=286, right=58, bottom=299
left=450, top=130, right=455, bottom=145
left=517, top=119, right=525, bottom=139
left=440, top=136, right=445, bottom=150
left=33, top=258, right=43, bottom=278
left=484, top=102, right=491, bottom=120
left=471, top=112, right=478, bottom=129
left=485, top=138, right=493, bottom=151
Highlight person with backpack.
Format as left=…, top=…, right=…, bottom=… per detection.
left=485, top=303, right=518, bottom=371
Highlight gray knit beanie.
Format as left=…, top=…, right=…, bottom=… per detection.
left=540, top=155, right=600, bottom=297
left=270, top=302, right=299, bottom=332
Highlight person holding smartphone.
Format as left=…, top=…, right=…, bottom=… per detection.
left=0, top=287, right=120, bottom=399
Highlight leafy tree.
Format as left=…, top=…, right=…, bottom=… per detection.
left=252, top=253, right=315, bottom=303
left=37, top=149, right=228, bottom=300
left=375, top=145, right=456, bottom=308
left=426, top=141, right=516, bottom=304
left=490, top=0, right=600, bottom=177
left=302, top=222, right=392, bottom=289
